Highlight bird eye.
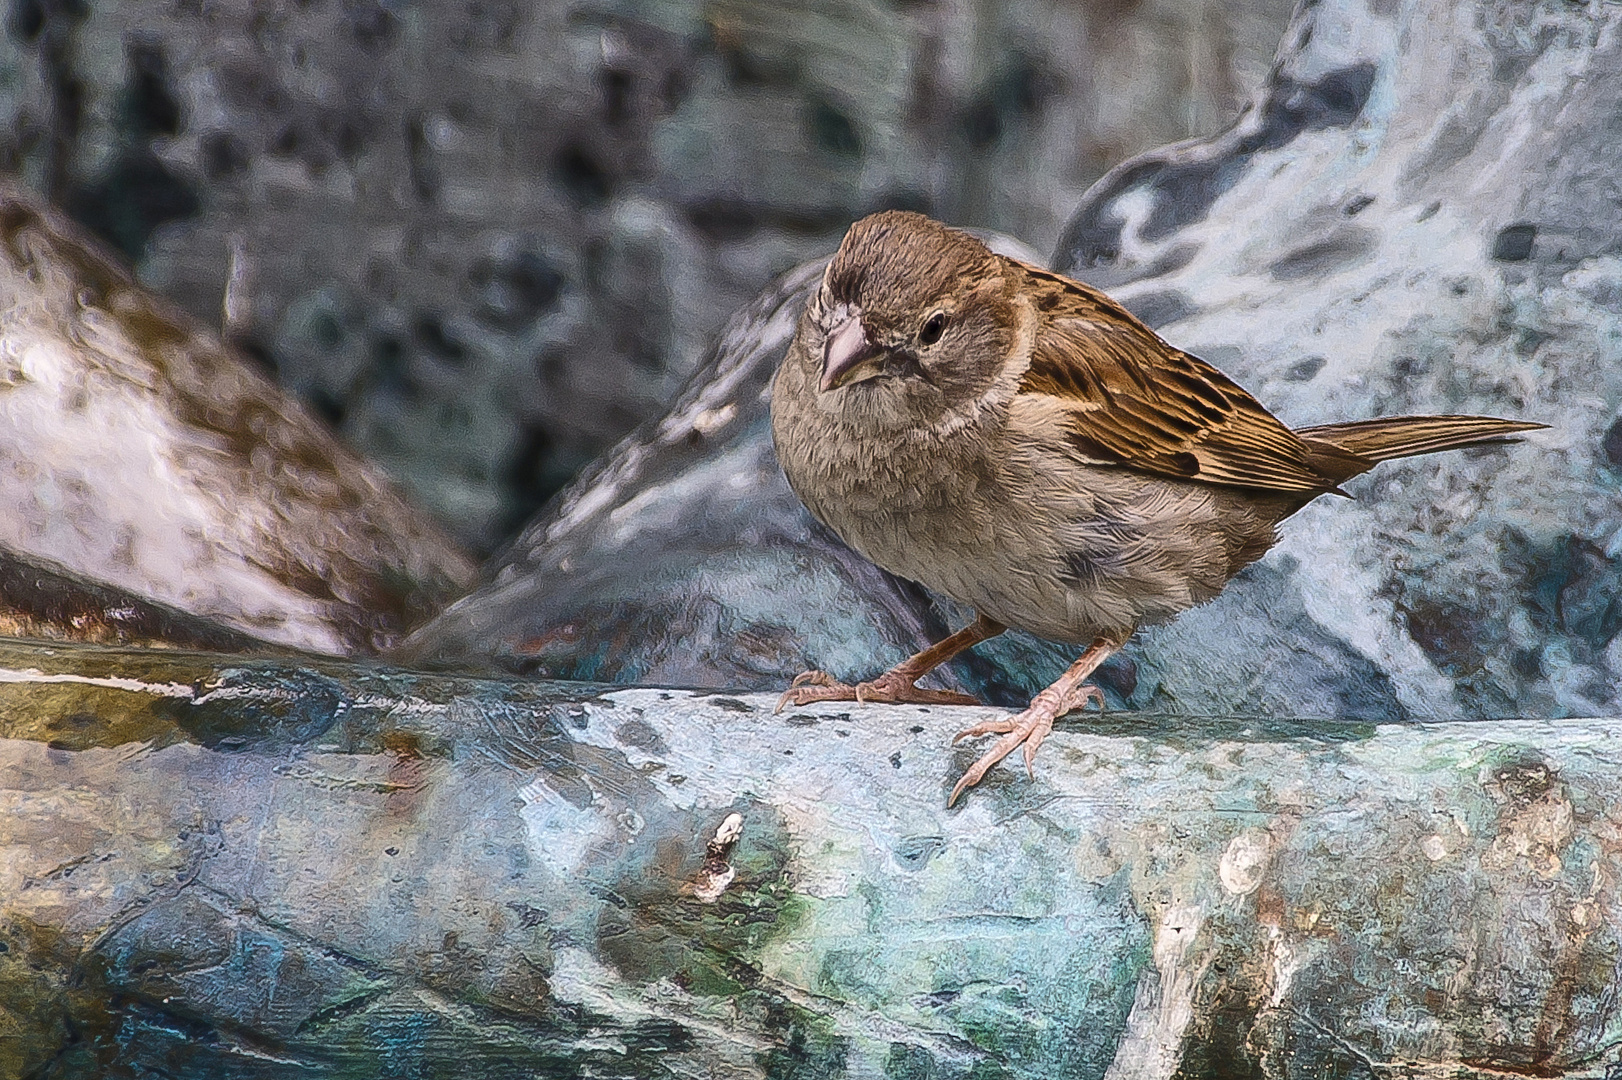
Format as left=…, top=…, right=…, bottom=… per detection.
left=918, top=311, right=948, bottom=345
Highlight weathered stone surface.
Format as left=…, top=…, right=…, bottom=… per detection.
left=0, top=187, right=474, bottom=656
left=2, top=640, right=1621, bottom=1077
left=0, top=0, right=1292, bottom=547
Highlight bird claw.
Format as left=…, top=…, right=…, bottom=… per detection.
left=947, top=682, right=1104, bottom=806
left=775, top=670, right=844, bottom=713
left=774, top=669, right=982, bottom=713
left=1060, top=683, right=1105, bottom=715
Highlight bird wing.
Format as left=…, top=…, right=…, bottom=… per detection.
left=1012, top=261, right=1363, bottom=494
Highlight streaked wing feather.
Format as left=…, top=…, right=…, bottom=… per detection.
left=1014, top=261, right=1348, bottom=494
left=1297, top=415, right=1547, bottom=461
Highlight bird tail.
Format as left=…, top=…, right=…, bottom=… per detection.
left=1297, top=415, right=1546, bottom=465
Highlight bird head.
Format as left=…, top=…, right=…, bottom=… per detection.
left=804, top=211, right=1018, bottom=422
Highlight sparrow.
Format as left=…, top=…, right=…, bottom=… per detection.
left=769, top=210, right=1544, bottom=806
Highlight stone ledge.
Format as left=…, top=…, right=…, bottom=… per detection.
left=0, top=639, right=1616, bottom=1077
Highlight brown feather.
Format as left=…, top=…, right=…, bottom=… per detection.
left=1008, top=259, right=1548, bottom=496
left=1298, top=416, right=1548, bottom=469
left=1014, top=260, right=1347, bottom=494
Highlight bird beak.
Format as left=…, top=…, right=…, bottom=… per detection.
left=820, top=308, right=883, bottom=392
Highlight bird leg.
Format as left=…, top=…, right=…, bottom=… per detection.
left=948, top=639, right=1116, bottom=806
left=775, top=614, right=1005, bottom=712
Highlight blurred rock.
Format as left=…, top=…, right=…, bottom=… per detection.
left=0, top=185, right=473, bottom=655
left=5, top=639, right=1622, bottom=1077
left=0, top=545, right=263, bottom=652
left=1049, top=0, right=1614, bottom=720
left=0, top=0, right=1293, bottom=548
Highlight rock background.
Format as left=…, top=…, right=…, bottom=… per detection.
left=1052, top=0, right=1621, bottom=722
left=0, top=0, right=1293, bottom=550
left=411, top=0, right=1614, bottom=729
left=2, top=1, right=1622, bottom=1075
left=0, top=187, right=474, bottom=656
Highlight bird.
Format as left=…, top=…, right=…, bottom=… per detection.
left=768, top=210, right=1544, bottom=806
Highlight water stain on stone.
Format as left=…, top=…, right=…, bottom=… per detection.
left=1488, top=757, right=1555, bottom=806
left=384, top=737, right=430, bottom=817
left=1269, top=226, right=1377, bottom=281
left=470, top=247, right=564, bottom=332
left=1398, top=597, right=1489, bottom=677
left=1095, top=654, right=1139, bottom=700
left=63, top=39, right=199, bottom=260
left=614, top=717, right=668, bottom=754
left=1492, top=223, right=1537, bottom=262
left=1284, top=356, right=1326, bottom=382
left=594, top=800, right=800, bottom=997
left=807, top=98, right=861, bottom=157
left=1123, top=289, right=1196, bottom=329
left=165, top=666, right=347, bottom=750
left=884, top=1041, right=940, bottom=1080
left=552, top=143, right=612, bottom=205
left=1602, top=417, right=1622, bottom=469
left=1506, top=531, right=1622, bottom=650
left=891, top=835, right=945, bottom=871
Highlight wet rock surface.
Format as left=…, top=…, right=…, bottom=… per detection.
left=0, top=187, right=473, bottom=656
left=3, top=640, right=1621, bottom=1077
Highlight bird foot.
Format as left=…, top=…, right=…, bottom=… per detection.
left=948, top=683, right=1104, bottom=806
left=774, top=668, right=982, bottom=713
